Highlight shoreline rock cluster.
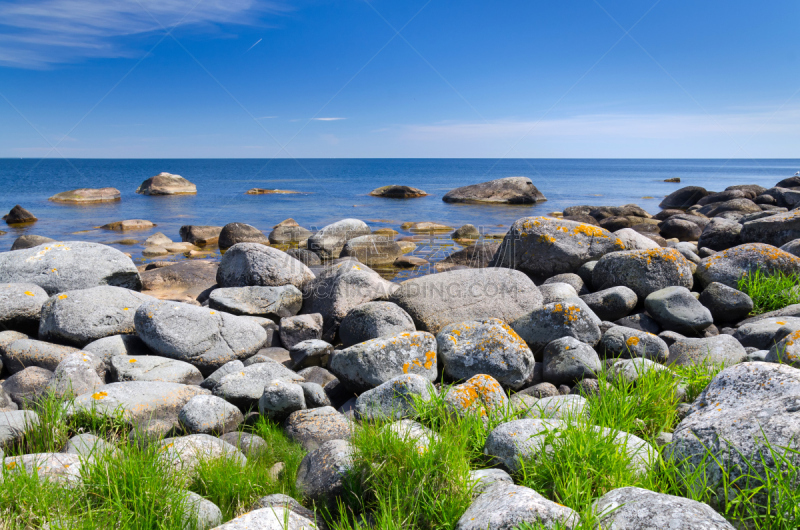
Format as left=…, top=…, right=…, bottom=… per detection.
left=1, top=175, right=800, bottom=527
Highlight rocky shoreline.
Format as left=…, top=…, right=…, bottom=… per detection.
left=1, top=174, right=800, bottom=528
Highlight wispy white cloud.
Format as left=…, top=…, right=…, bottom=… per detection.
left=256, top=115, right=277, bottom=120
left=312, top=117, right=346, bottom=121
left=0, top=0, right=289, bottom=68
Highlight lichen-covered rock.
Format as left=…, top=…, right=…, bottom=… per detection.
left=696, top=243, right=800, bottom=288
left=157, top=434, right=245, bottom=481
left=39, top=286, right=153, bottom=347
left=437, top=318, right=535, bottom=389
left=667, top=335, right=747, bottom=367
left=134, top=299, right=267, bottom=376
left=444, top=374, right=508, bottom=417
left=391, top=268, right=542, bottom=335
left=734, top=316, right=800, bottom=349
left=216, top=243, right=314, bottom=290
left=212, top=507, right=315, bottom=530
left=339, top=301, right=415, bottom=347
left=354, top=374, right=436, bottom=421
left=510, top=302, right=601, bottom=358
left=491, top=217, right=622, bottom=281
left=208, top=285, right=302, bottom=319
left=295, top=439, right=354, bottom=509
left=613, top=228, right=661, bottom=250
left=668, top=363, right=800, bottom=505
left=766, top=328, right=800, bottom=367
left=0, top=283, right=48, bottom=334
left=83, top=334, right=152, bottom=370
left=644, top=286, right=713, bottom=335
left=329, top=331, right=437, bottom=394
left=178, top=395, right=243, bottom=435
left=284, top=406, right=352, bottom=451
left=699, top=282, right=754, bottom=324
left=542, top=336, right=601, bottom=384
left=212, top=360, right=303, bottom=410
left=579, top=286, right=637, bottom=322
left=0, top=242, right=141, bottom=295
left=592, top=487, right=735, bottom=530
left=307, top=219, right=371, bottom=259
left=0, top=410, right=39, bottom=449
left=592, top=248, right=693, bottom=299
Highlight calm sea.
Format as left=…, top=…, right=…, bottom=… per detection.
left=0, top=158, right=798, bottom=277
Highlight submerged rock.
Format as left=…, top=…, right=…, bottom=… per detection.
left=136, top=172, right=196, bottom=195
left=49, top=187, right=120, bottom=203
left=369, top=185, right=428, bottom=198
left=442, top=177, right=547, bottom=204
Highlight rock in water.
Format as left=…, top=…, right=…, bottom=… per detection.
left=340, top=235, right=403, bottom=266
left=0, top=242, right=141, bottom=295
left=442, top=177, right=546, bottom=204
left=696, top=243, right=800, bottom=288
left=3, top=205, right=36, bottom=225
left=369, top=185, right=428, bottom=198
left=218, top=222, right=270, bottom=251
left=100, top=219, right=156, bottom=231
left=216, top=243, right=314, bottom=290
left=136, top=172, right=197, bottom=195
left=592, top=248, right=693, bottom=299
left=179, top=225, right=222, bottom=246
left=10, top=235, right=55, bottom=251
left=307, top=219, right=371, bottom=259
left=491, top=217, right=622, bottom=281
left=268, top=219, right=312, bottom=245
left=134, top=299, right=267, bottom=375
left=39, top=286, right=154, bottom=347
left=390, top=268, right=542, bottom=335
left=49, top=188, right=121, bottom=203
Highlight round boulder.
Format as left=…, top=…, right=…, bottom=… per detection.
left=696, top=243, right=800, bottom=288
left=698, top=282, right=753, bottom=324
left=542, top=336, right=601, bottom=385
left=208, top=285, right=302, bottom=319
left=339, top=301, right=415, bottom=348
left=0, top=283, right=48, bottom=334
left=178, top=394, right=243, bottom=435
left=218, top=222, right=270, bottom=251
left=136, top=172, right=196, bottom=195
left=592, top=248, right=693, bottom=299
left=644, top=286, right=713, bottom=335
left=216, top=243, right=315, bottom=290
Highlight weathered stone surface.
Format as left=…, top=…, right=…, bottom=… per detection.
left=491, top=217, right=622, bottom=280
left=733, top=316, right=800, bottom=349
left=538, top=283, right=578, bottom=304
left=288, top=339, right=332, bottom=370
left=593, top=248, right=693, bottom=299
left=157, top=434, right=245, bottom=481
left=442, top=177, right=546, bottom=204
left=178, top=395, right=243, bottom=435
left=580, top=286, right=637, bottom=322
left=698, top=217, right=743, bottom=252
left=521, top=395, right=588, bottom=420
left=2, top=452, right=84, bottom=484
left=83, top=334, right=152, bottom=371
left=444, top=374, right=508, bottom=417
left=340, top=235, right=403, bottom=267
left=659, top=218, right=702, bottom=241
left=668, top=335, right=747, bottom=367
left=216, top=243, right=314, bottom=290
left=218, top=223, right=270, bottom=251
left=696, top=243, right=800, bottom=288
left=49, top=187, right=120, bottom=203
left=212, top=359, right=303, bottom=411
left=307, top=219, right=371, bottom=259
left=46, top=352, right=104, bottom=399
left=435, top=241, right=500, bottom=271
left=338, top=301, right=415, bottom=348
left=593, top=487, right=734, bottom=530
left=382, top=419, right=440, bottom=452
left=659, top=186, right=709, bottom=209
left=181, top=490, right=222, bottom=530
left=210, top=507, right=315, bottom=530
left=0, top=283, right=48, bottom=333
left=2, top=339, right=79, bottom=374
left=111, top=355, right=203, bottom=385
left=219, top=432, right=268, bottom=458
left=298, top=366, right=337, bottom=387
left=286, top=248, right=321, bottom=266
left=451, top=224, right=480, bottom=240
left=699, top=282, right=753, bottom=324
left=354, top=374, right=436, bottom=421
left=599, top=326, right=669, bottom=362
left=609, top=358, right=671, bottom=385
left=510, top=302, right=601, bottom=358
left=179, top=226, right=222, bottom=246
left=669, top=363, right=800, bottom=504
left=2, top=366, right=53, bottom=406
left=284, top=406, right=352, bottom=451
left=3, top=205, right=37, bottom=225
left=140, top=260, right=218, bottom=302
left=136, top=172, right=196, bottom=195
left=268, top=219, right=313, bottom=245
left=329, top=331, right=437, bottom=394
left=300, top=382, right=330, bottom=408
left=644, top=286, right=713, bottom=335
left=469, top=468, right=514, bottom=496
left=614, top=228, right=661, bottom=250
left=766, top=329, right=800, bottom=367
left=437, top=318, right=535, bottom=389
left=369, top=185, right=428, bottom=198
left=279, top=314, right=323, bottom=350
left=542, top=336, right=601, bottom=384
left=740, top=209, right=800, bottom=247
left=457, top=482, right=578, bottom=530
left=10, top=235, right=55, bottom=251
left=39, top=286, right=153, bottom=347
left=134, top=299, right=267, bottom=376
left=100, top=219, right=155, bottom=231
left=0, top=242, right=141, bottom=295
left=258, top=380, right=306, bottom=421
left=0, top=410, right=39, bottom=448
left=391, top=268, right=542, bottom=336
left=295, top=439, right=353, bottom=509
left=208, top=285, right=302, bottom=319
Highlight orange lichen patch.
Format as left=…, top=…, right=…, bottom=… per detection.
left=129, top=359, right=137, bottom=363
left=402, top=359, right=424, bottom=373
left=23, top=291, right=35, bottom=296
left=701, top=243, right=800, bottom=272
left=51, top=268, right=57, bottom=273
left=58, top=294, right=68, bottom=300
left=783, top=329, right=800, bottom=347
left=626, top=247, right=684, bottom=266
left=777, top=321, right=787, bottom=325
left=551, top=303, right=582, bottom=323
left=423, top=350, right=436, bottom=370
left=614, top=238, right=625, bottom=249
left=572, top=224, right=610, bottom=238
left=123, top=307, right=129, bottom=311
left=91, top=391, right=108, bottom=400
left=626, top=336, right=640, bottom=347
left=538, top=234, right=556, bottom=244
left=5, top=461, right=16, bottom=470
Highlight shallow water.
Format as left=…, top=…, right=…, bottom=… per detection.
left=0, top=158, right=797, bottom=279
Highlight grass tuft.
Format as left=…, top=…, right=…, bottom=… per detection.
left=738, top=268, right=800, bottom=315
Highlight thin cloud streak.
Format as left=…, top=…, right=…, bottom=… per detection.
left=312, top=117, right=346, bottom=121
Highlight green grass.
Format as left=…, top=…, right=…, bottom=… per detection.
left=738, top=268, right=800, bottom=315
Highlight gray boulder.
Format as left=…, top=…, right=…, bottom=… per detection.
left=307, top=219, right=371, bottom=259
left=179, top=225, right=222, bottom=246
left=580, top=286, right=637, bottom=321
left=219, top=432, right=268, bottom=458
left=111, top=355, right=203, bottom=385
left=456, top=482, right=579, bottom=530
left=46, top=352, right=104, bottom=399
left=698, top=217, right=743, bottom=251
left=593, top=248, right=693, bottom=299
left=490, top=217, right=622, bottom=280
left=258, top=380, right=306, bottom=421
left=249, top=494, right=326, bottom=530
left=0, top=242, right=141, bottom=295
left=780, top=238, right=800, bottom=257
left=696, top=243, right=800, bottom=288
left=2, top=452, right=84, bottom=485
left=295, top=439, right=354, bottom=510
left=613, top=228, right=661, bottom=250
left=543, top=273, right=588, bottom=295
left=178, top=395, right=243, bottom=435
left=181, top=490, right=223, bottom=530
left=208, top=285, right=302, bottom=319
left=218, top=222, right=270, bottom=251
left=216, top=243, right=314, bottom=290
left=644, top=286, right=713, bottom=335
left=593, top=487, right=734, bottom=530
left=39, top=286, right=153, bottom=347
left=212, top=359, right=303, bottom=411
left=2, top=366, right=53, bottom=406
left=741, top=210, right=800, bottom=247
left=284, top=406, right=352, bottom=451
left=442, top=177, right=547, bottom=204
left=340, top=235, right=403, bottom=267
left=0, top=410, right=39, bottom=449
left=0, top=386, right=16, bottom=411
left=699, top=282, right=753, bottom=324
left=83, top=334, right=152, bottom=371
left=659, top=186, right=709, bottom=209
left=0, top=283, right=48, bottom=333
left=522, top=394, right=588, bottom=420
left=435, top=241, right=500, bottom=271
left=329, top=331, right=437, bottom=393
left=609, top=358, right=671, bottom=385
left=766, top=329, right=800, bottom=367
left=667, top=335, right=747, bottom=367
left=542, top=336, right=601, bottom=384
left=614, top=312, right=661, bottom=334
left=354, top=374, right=436, bottom=421
left=134, top=299, right=268, bottom=376
left=288, top=339, right=332, bottom=370
left=538, top=282, right=578, bottom=304
left=10, top=234, right=55, bottom=251
left=268, top=220, right=313, bottom=245
left=136, top=172, right=196, bottom=196
left=157, top=434, right=245, bottom=482
left=733, top=316, right=800, bottom=349
left=279, top=314, right=323, bottom=350
left=382, top=419, right=440, bottom=452
left=300, top=382, right=331, bottom=408
left=210, top=507, right=315, bottom=530
left=469, top=468, right=513, bottom=496
left=437, top=318, right=535, bottom=389
left=200, top=360, right=244, bottom=390
left=339, top=301, right=415, bottom=347
left=659, top=218, right=702, bottom=241
left=2, top=338, right=79, bottom=374
left=510, top=302, right=601, bottom=358
left=599, top=326, right=669, bottom=362
left=390, top=268, right=542, bottom=335
left=62, top=433, right=117, bottom=458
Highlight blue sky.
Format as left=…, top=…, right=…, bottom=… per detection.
left=0, top=0, right=798, bottom=158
